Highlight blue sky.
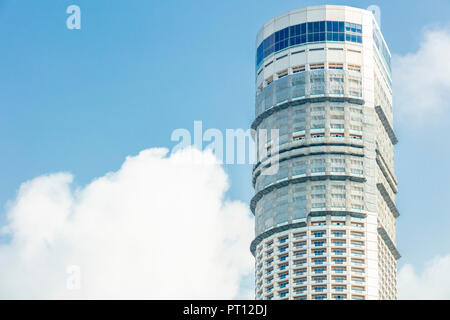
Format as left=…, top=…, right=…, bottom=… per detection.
left=1, top=0, right=450, bottom=298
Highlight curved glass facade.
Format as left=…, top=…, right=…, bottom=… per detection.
left=255, top=69, right=362, bottom=118
left=256, top=21, right=362, bottom=68
left=254, top=178, right=366, bottom=235
left=251, top=97, right=367, bottom=235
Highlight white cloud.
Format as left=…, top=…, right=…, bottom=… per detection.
left=393, top=28, right=450, bottom=125
left=398, top=254, right=450, bottom=299
left=0, top=147, right=254, bottom=299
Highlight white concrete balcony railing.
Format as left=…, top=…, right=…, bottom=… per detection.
left=331, top=250, right=346, bottom=255
left=312, top=242, right=327, bottom=248
left=351, top=279, right=365, bottom=285
left=331, top=242, right=346, bottom=248
left=332, top=288, right=348, bottom=293
left=332, top=278, right=346, bottom=283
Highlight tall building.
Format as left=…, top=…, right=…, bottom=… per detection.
left=251, top=5, right=399, bottom=300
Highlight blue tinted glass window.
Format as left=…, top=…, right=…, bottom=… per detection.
left=289, top=36, right=295, bottom=46
left=257, top=20, right=363, bottom=67
left=301, top=23, right=306, bottom=34
left=333, top=21, right=338, bottom=32
left=345, top=22, right=351, bottom=32
left=320, top=21, right=325, bottom=32
left=290, top=25, right=299, bottom=37
left=257, top=44, right=263, bottom=65
left=314, top=21, right=320, bottom=32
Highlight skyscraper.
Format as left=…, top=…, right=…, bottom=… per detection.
left=251, top=5, right=399, bottom=300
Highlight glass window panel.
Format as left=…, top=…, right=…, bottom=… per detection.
left=320, top=21, right=325, bottom=32
left=301, top=23, right=306, bottom=34
left=333, top=21, right=338, bottom=32
left=356, top=24, right=362, bottom=33
left=345, top=22, right=351, bottom=31
left=314, top=21, right=320, bottom=32
left=327, top=21, right=332, bottom=32
left=327, top=32, right=333, bottom=41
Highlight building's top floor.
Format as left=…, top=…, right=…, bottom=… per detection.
left=256, top=5, right=375, bottom=44
left=255, top=5, right=391, bottom=83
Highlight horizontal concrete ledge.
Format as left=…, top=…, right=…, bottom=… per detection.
left=250, top=211, right=367, bottom=256
left=375, top=105, right=398, bottom=145
left=377, top=183, right=400, bottom=218
left=252, top=96, right=365, bottom=131
left=375, top=149, right=398, bottom=194
left=250, top=174, right=367, bottom=214
left=378, top=226, right=401, bottom=260
left=253, top=142, right=364, bottom=176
